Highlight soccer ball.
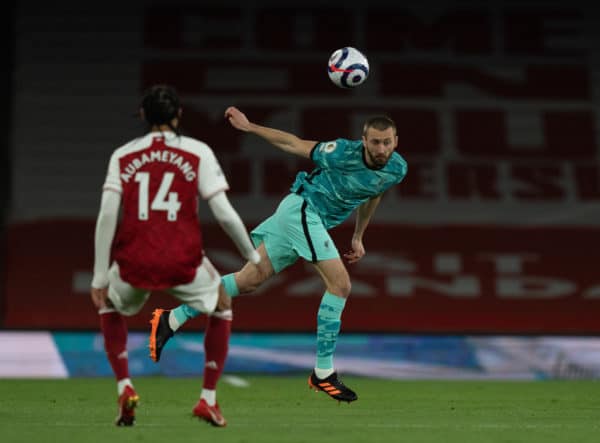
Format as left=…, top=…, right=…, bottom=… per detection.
left=327, top=47, right=369, bottom=89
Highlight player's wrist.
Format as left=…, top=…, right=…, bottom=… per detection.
left=247, top=250, right=261, bottom=264
left=91, top=273, right=109, bottom=289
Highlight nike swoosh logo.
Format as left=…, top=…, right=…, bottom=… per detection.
left=329, top=64, right=353, bottom=73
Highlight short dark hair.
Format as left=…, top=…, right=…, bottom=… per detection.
left=362, top=115, right=396, bottom=136
left=140, top=84, right=181, bottom=128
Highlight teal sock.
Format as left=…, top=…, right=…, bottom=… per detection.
left=316, top=292, right=346, bottom=370
left=221, top=273, right=240, bottom=297
left=171, top=304, right=201, bottom=330
left=170, top=275, right=238, bottom=330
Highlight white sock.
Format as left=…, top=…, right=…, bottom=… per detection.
left=200, top=389, right=216, bottom=406
left=117, top=378, right=133, bottom=395
left=314, top=367, right=334, bottom=379
left=168, top=311, right=181, bottom=331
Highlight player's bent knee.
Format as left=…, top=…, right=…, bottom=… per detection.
left=242, top=281, right=261, bottom=293
left=343, top=282, right=352, bottom=298
left=238, top=263, right=272, bottom=293
left=329, top=280, right=351, bottom=298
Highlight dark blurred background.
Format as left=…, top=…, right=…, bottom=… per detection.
left=2, top=0, right=600, bottom=336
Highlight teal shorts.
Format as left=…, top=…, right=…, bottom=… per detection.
left=251, top=193, right=340, bottom=273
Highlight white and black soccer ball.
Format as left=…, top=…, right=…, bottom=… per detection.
left=327, top=47, right=369, bottom=89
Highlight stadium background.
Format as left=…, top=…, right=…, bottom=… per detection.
left=2, top=0, right=600, bottom=379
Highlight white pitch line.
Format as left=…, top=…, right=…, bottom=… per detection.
left=222, top=374, right=251, bottom=387
left=8, top=422, right=598, bottom=429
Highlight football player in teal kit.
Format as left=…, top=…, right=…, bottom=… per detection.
left=150, top=106, right=407, bottom=403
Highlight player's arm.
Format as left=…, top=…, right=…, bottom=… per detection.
left=225, top=106, right=317, bottom=158
left=91, top=189, right=121, bottom=309
left=208, top=191, right=260, bottom=264
left=343, top=194, right=383, bottom=264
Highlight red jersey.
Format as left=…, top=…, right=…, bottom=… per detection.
left=102, top=132, right=228, bottom=290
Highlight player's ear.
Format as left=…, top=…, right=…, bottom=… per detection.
left=139, top=107, right=146, bottom=121
left=177, top=107, right=183, bottom=119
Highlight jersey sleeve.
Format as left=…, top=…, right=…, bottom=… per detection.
left=394, top=154, right=408, bottom=184
left=383, top=154, right=409, bottom=193
left=198, top=145, right=229, bottom=199
left=102, top=151, right=122, bottom=194
left=310, top=138, right=347, bottom=169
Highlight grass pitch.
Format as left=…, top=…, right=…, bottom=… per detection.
left=1, top=376, right=599, bottom=443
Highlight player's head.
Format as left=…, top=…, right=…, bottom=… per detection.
left=140, top=84, right=182, bottom=133
left=361, top=116, right=398, bottom=168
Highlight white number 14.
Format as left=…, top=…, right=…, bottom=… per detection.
left=134, top=171, right=181, bottom=221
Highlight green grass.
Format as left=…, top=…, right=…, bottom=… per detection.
left=1, top=376, right=599, bottom=443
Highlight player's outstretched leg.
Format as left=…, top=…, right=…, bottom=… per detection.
left=308, top=370, right=358, bottom=403
left=149, top=309, right=174, bottom=362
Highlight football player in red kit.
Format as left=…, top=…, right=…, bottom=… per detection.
left=90, top=84, right=259, bottom=427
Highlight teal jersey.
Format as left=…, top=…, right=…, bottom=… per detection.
left=290, top=138, right=407, bottom=229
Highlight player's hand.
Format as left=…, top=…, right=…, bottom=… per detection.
left=343, top=237, right=366, bottom=264
left=224, top=106, right=251, bottom=132
left=90, top=286, right=109, bottom=310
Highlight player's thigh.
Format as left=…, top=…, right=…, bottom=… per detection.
left=168, top=257, right=221, bottom=314
left=236, top=243, right=275, bottom=291
left=312, top=257, right=351, bottom=297
left=298, top=215, right=339, bottom=264
left=107, top=264, right=150, bottom=316
left=251, top=194, right=338, bottom=272
left=250, top=211, right=300, bottom=275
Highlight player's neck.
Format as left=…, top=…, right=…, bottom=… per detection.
left=150, top=125, right=175, bottom=133
left=150, top=119, right=179, bottom=133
